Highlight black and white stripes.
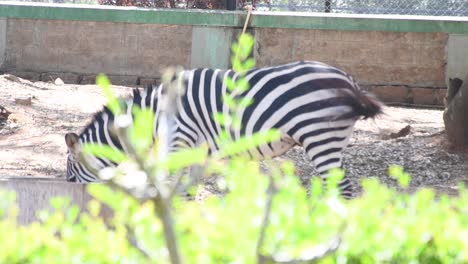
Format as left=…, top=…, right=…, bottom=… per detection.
left=65, top=61, right=382, bottom=197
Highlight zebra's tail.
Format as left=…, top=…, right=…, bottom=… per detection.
left=349, top=84, right=384, bottom=119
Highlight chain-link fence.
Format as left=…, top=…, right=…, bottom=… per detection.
left=256, top=0, right=468, bottom=17
left=0, top=0, right=223, bottom=8
left=2, top=0, right=468, bottom=16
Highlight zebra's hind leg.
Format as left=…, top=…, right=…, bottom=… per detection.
left=317, top=167, right=354, bottom=199
left=188, top=164, right=203, bottom=189
left=300, top=127, right=355, bottom=199
left=179, top=165, right=204, bottom=198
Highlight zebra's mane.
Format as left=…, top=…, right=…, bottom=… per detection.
left=77, top=85, right=158, bottom=138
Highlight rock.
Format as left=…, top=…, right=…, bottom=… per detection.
left=8, top=71, right=41, bottom=82
left=381, top=125, right=411, bottom=140
left=4, top=74, right=35, bottom=86
left=439, top=172, right=451, bottom=180
left=80, top=74, right=98, bottom=85
left=4, top=74, right=21, bottom=83
left=54, top=78, right=65, bottom=85
left=14, top=97, right=32, bottom=106
left=389, top=125, right=411, bottom=139
left=40, top=72, right=80, bottom=84
left=0, top=105, right=11, bottom=121
left=443, top=76, right=468, bottom=146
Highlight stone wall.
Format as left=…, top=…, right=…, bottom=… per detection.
left=1, top=3, right=468, bottom=106
left=3, top=19, right=193, bottom=85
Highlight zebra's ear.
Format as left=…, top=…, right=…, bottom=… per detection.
left=65, top=133, right=80, bottom=153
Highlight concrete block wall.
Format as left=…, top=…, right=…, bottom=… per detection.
left=1, top=3, right=468, bottom=106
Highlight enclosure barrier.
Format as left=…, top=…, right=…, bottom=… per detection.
left=0, top=177, right=112, bottom=225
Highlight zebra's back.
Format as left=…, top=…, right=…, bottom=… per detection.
left=177, top=61, right=380, bottom=158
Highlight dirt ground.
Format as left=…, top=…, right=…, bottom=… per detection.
left=1, top=74, right=467, bottom=195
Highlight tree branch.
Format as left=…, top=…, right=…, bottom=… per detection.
left=125, top=225, right=155, bottom=260
left=256, top=172, right=277, bottom=264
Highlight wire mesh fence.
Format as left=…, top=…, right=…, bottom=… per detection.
left=0, top=0, right=224, bottom=8
left=256, top=0, right=468, bottom=17
left=2, top=0, right=468, bottom=16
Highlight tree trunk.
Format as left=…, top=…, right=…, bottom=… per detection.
left=443, top=76, right=468, bottom=146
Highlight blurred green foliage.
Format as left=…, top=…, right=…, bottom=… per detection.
left=0, top=166, right=467, bottom=263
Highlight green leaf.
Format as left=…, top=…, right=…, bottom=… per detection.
left=213, top=112, right=226, bottom=126
left=50, top=197, right=69, bottom=210
left=242, top=58, right=256, bottom=71
left=237, top=34, right=254, bottom=60
left=87, top=184, right=121, bottom=210
left=66, top=206, right=80, bottom=224
left=96, top=74, right=121, bottom=116
left=88, top=200, right=101, bottom=218
left=388, top=165, right=411, bottom=188
left=162, top=147, right=208, bottom=171
left=215, top=130, right=232, bottom=145
left=231, top=117, right=242, bottom=130
left=326, top=168, right=345, bottom=193
left=232, top=59, right=243, bottom=73
left=219, top=129, right=280, bottom=157
left=222, top=94, right=236, bottom=108
left=230, top=43, right=239, bottom=55
left=310, top=177, right=324, bottom=199
left=225, top=77, right=236, bottom=91
left=234, top=78, right=250, bottom=93
left=130, top=106, right=155, bottom=153
left=237, top=97, right=254, bottom=108
left=83, top=143, right=128, bottom=163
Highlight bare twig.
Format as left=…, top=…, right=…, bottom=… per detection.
left=112, top=121, right=162, bottom=197
left=168, top=170, right=186, bottom=199
left=107, top=67, right=185, bottom=264
left=115, top=127, right=182, bottom=264
left=241, top=4, right=253, bottom=35
left=153, top=195, right=181, bottom=264
left=125, top=225, right=155, bottom=260
left=256, top=171, right=277, bottom=264
left=150, top=67, right=185, bottom=264
left=257, top=162, right=344, bottom=264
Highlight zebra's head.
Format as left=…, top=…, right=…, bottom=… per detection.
left=65, top=132, right=100, bottom=183
left=63, top=86, right=161, bottom=183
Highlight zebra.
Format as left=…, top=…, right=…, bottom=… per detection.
left=65, top=61, right=382, bottom=198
